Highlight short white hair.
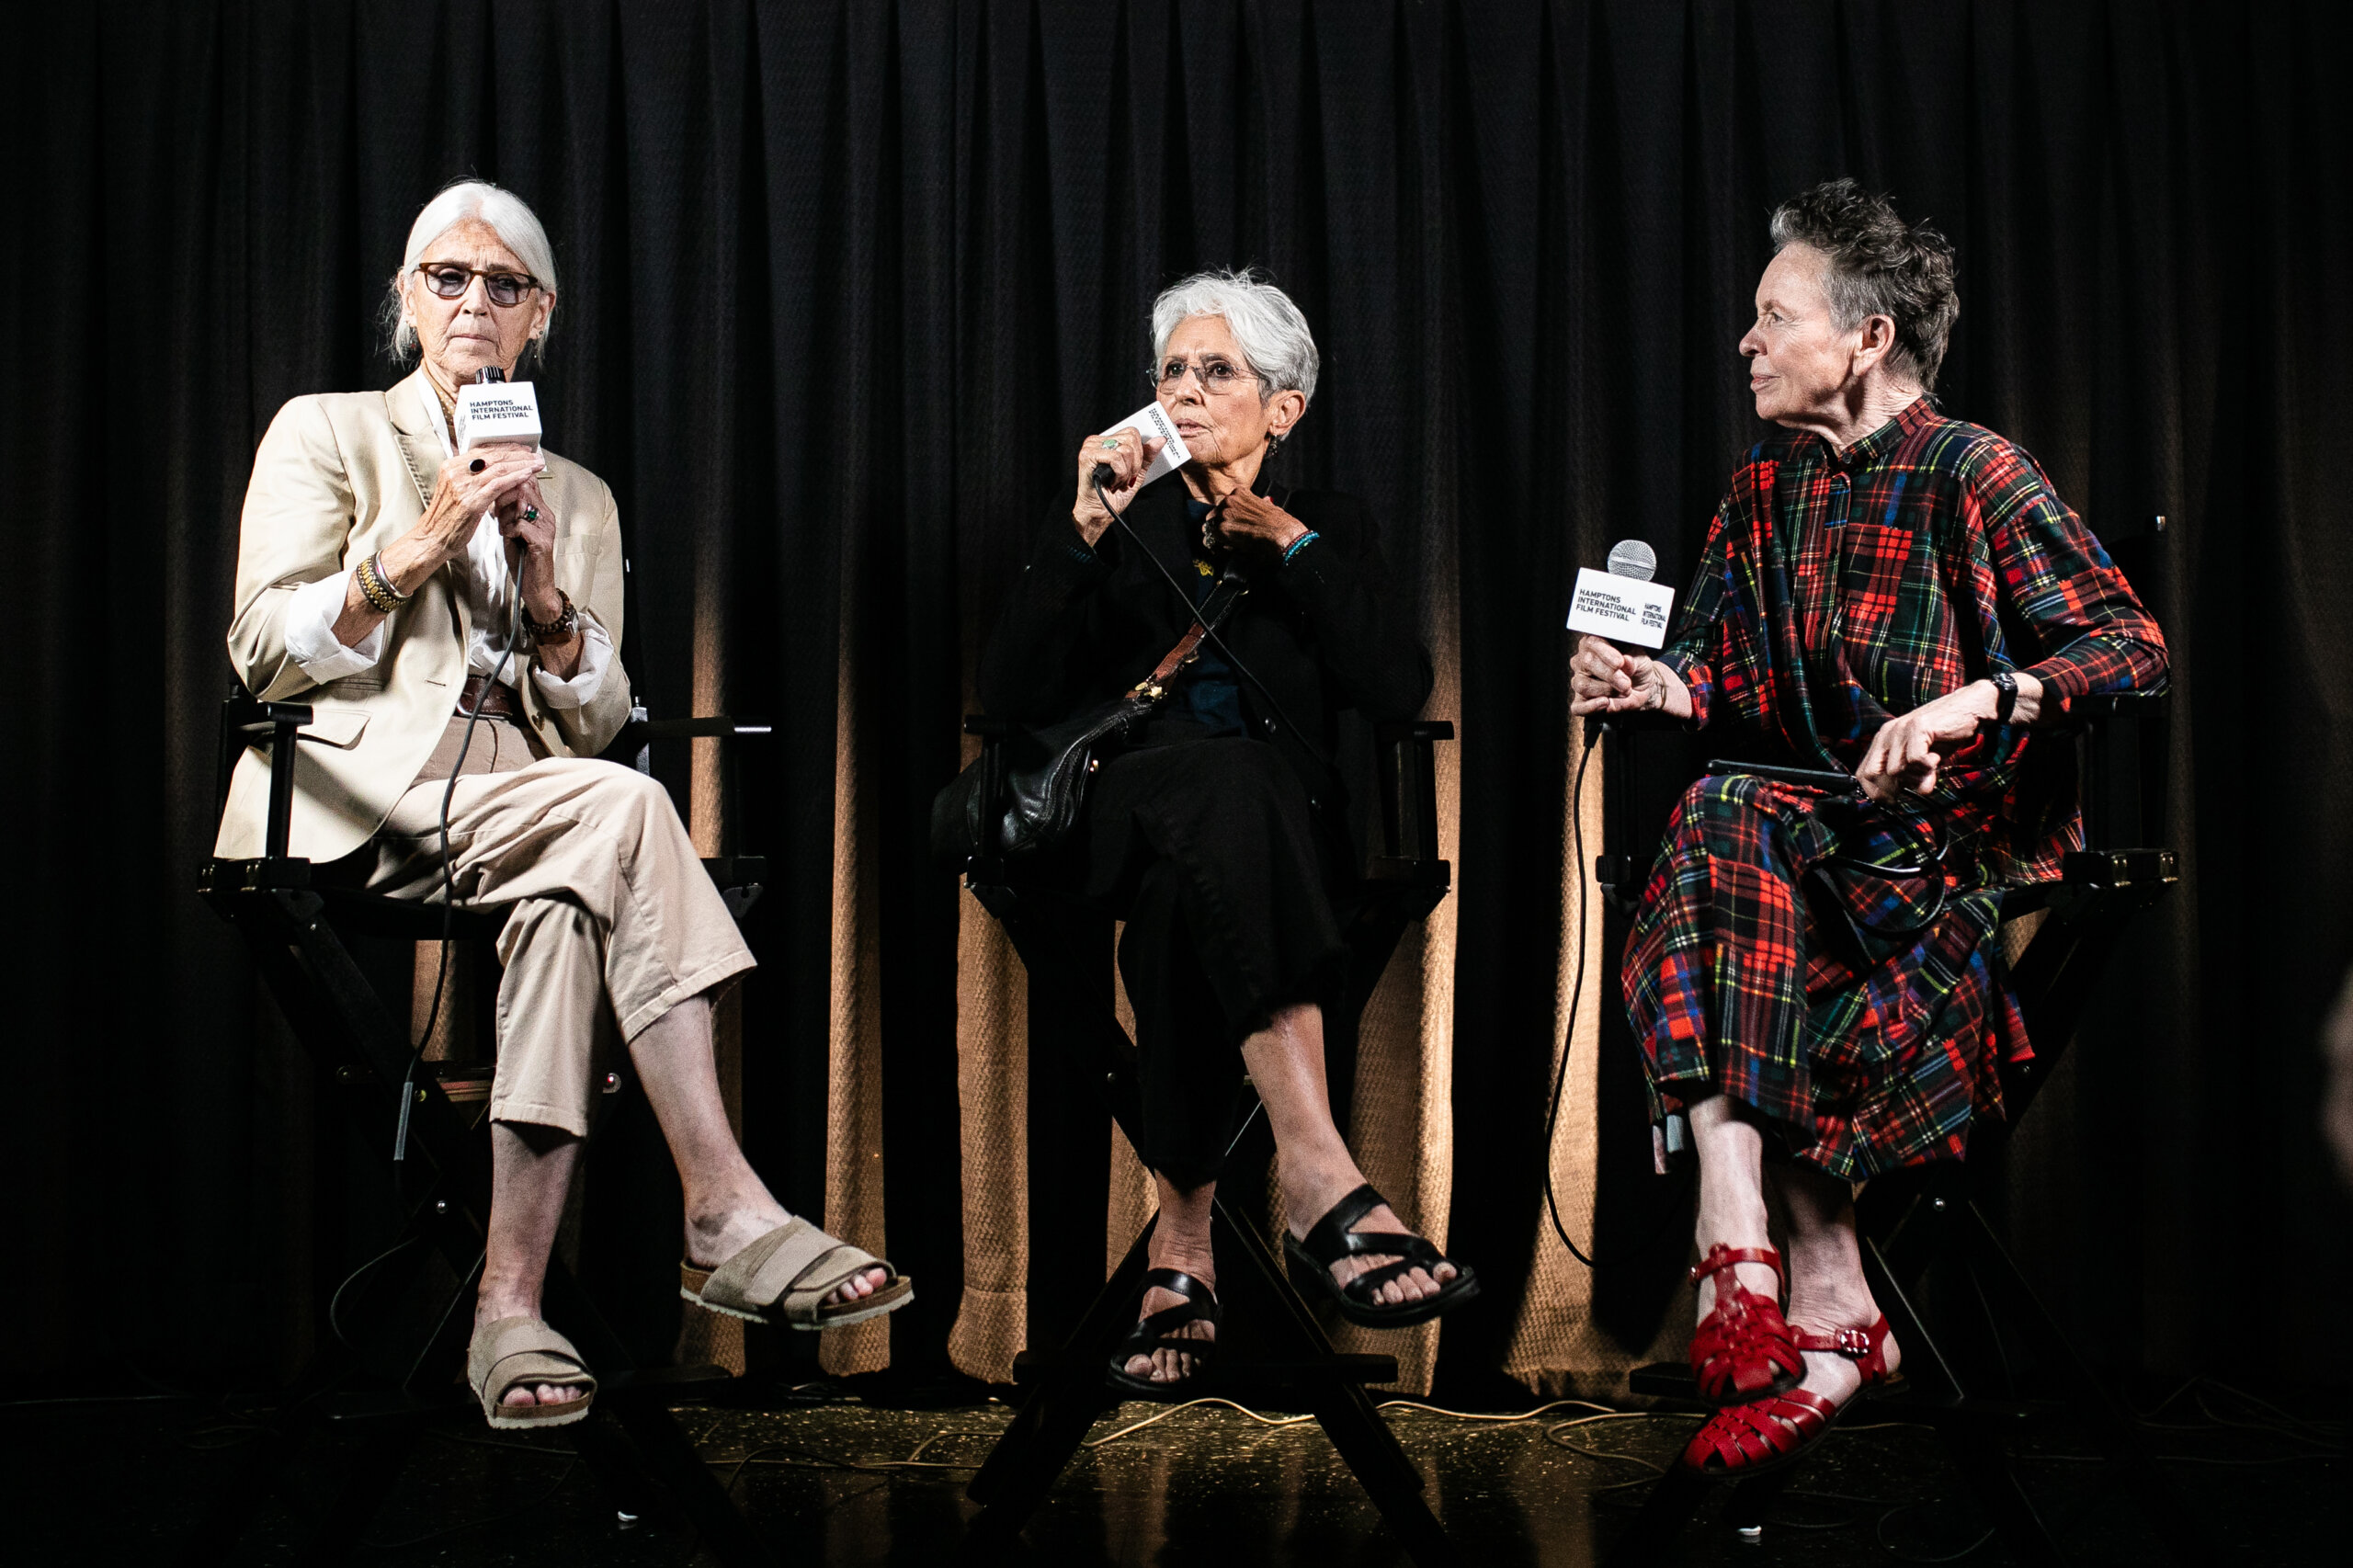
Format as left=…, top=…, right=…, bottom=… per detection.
left=386, top=179, right=560, bottom=359
left=1150, top=268, right=1319, bottom=407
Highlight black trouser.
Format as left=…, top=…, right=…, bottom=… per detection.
left=1068, top=735, right=1349, bottom=1188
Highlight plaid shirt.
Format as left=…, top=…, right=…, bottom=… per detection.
left=1657, top=397, right=2167, bottom=883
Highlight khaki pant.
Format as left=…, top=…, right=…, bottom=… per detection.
left=367, top=713, right=756, bottom=1136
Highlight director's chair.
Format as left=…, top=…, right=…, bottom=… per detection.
left=183, top=687, right=776, bottom=1567
left=951, top=716, right=1461, bottom=1566
left=1592, top=678, right=2222, bottom=1566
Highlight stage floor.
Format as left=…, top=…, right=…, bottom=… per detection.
left=10, top=1381, right=2335, bottom=1564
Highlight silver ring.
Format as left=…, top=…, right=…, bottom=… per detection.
left=1098, top=436, right=1120, bottom=451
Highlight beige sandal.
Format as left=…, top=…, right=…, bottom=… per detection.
left=467, top=1316, right=597, bottom=1429
left=679, top=1216, right=914, bottom=1331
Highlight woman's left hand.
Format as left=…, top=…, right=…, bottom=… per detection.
left=1858, top=685, right=1990, bottom=803
left=495, top=468, right=561, bottom=621
left=1207, top=485, right=1309, bottom=555
left=1857, top=673, right=2047, bottom=804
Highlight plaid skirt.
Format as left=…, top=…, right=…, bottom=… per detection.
left=1623, top=773, right=2029, bottom=1180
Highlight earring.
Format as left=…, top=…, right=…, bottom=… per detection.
left=1265, top=430, right=1288, bottom=459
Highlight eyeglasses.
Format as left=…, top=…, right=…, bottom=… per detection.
left=1152, top=357, right=1256, bottom=395
left=415, top=262, right=541, bottom=308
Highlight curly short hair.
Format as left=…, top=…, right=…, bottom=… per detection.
left=1768, top=178, right=1959, bottom=392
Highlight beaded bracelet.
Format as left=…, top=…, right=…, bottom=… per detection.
left=1281, top=530, right=1321, bottom=565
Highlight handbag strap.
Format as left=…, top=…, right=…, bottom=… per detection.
left=1127, top=577, right=1246, bottom=702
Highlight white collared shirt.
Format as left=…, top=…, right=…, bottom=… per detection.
left=281, top=383, right=611, bottom=708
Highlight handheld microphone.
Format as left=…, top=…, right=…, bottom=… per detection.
left=456, top=365, right=543, bottom=454
left=1569, top=538, right=1677, bottom=750
left=1087, top=402, right=1192, bottom=503
left=1566, top=539, right=1675, bottom=650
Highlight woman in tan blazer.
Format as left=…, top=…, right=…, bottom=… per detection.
left=222, top=180, right=910, bottom=1428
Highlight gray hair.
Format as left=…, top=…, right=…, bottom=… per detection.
left=1149, top=268, right=1319, bottom=407
left=384, top=179, right=561, bottom=359
left=1768, top=178, right=1958, bottom=392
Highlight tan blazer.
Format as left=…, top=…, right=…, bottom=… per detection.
left=216, top=367, right=633, bottom=862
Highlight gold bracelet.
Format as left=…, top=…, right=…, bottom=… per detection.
left=358, top=551, right=412, bottom=615
left=355, top=554, right=396, bottom=615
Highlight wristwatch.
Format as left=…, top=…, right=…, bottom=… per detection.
left=1989, top=670, right=2019, bottom=723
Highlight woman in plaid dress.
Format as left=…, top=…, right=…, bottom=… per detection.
left=1572, top=180, right=2165, bottom=1476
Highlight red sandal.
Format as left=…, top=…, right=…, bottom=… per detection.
left=1687, top=1244, right=1803, bottom=1405
left=1679, top=1315, right=1893, bottom=1475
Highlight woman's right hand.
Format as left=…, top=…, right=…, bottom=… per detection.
left=1072, top=426, right=1166, bottom=547
left=1571, top=633, right=1692, bottom=720
left=408, top=445, right=545, bottom=567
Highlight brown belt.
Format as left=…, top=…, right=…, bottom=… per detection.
left=457, top=672, right=524, bottom=720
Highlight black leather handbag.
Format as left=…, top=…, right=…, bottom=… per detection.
left=932, top=579, right=1244, bottom=861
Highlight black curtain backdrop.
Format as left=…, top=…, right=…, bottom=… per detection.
left=5, top=0, right=2348, bottom=1396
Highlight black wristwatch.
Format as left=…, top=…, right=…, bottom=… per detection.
left=1989, top=670, right=2019, bottom=723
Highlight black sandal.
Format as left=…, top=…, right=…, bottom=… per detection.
left=1105, top=1268, right=1222, bottom=1399
left=1284, top=1184, right=1479, bottom=1328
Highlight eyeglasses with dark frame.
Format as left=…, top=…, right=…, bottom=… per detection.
left=1151, top=357, right=1257, bottom=395
left=414, top=262, right=542, bottom=309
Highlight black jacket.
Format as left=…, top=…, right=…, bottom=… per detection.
left=978, top=474, right=1433, bottom=851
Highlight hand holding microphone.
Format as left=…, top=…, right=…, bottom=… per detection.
left=1571, top=636, right=1688, bottom=719
left=1074, top=425, right=1167, bottom=546
left=1567, top=539, right=1691, bottom=723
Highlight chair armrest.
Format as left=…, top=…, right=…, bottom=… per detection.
left=2046, top=687, right=2169, bottom=732
left=614, top=712, right=778, bottom=861
left=219, top=691, right=315, bottom=861
left=613, top=715, right=773, bottom=748
left=1371, top=721, right=1453, bottom=871
left=2056, top=687, right=2169, bottom=851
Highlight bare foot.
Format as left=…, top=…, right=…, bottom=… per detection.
left=1124, top=1233, right=1218, bottom=1385
left=686, top=1203, right=887, bottom=1306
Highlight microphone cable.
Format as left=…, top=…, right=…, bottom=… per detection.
left=1092, top=476, right=1329, bottom=777
left=394, top=551, right=528, bottom=1165
left=1540, top=718, right=1694, bottom=1267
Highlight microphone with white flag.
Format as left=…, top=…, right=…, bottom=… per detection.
left=1568, top=539, right=1676, bottom=749
left=1565, top=539, right=1675, bottom=649
left=455, top=365, right=542, bottom=454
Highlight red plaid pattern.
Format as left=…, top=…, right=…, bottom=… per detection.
left=1662, top=398, right=2167, bottom=885
left=1626, top=401, right=2165, bottom=1175
left=1626, top=775, right=2023, bottom=1177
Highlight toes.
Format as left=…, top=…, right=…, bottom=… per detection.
left=501, top=1386, right=536, bottom=1408
left=824, top=1267, right=889, bottom=1306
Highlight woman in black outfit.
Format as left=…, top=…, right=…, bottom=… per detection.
left=980, top=270, right=1477, bottom=1392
